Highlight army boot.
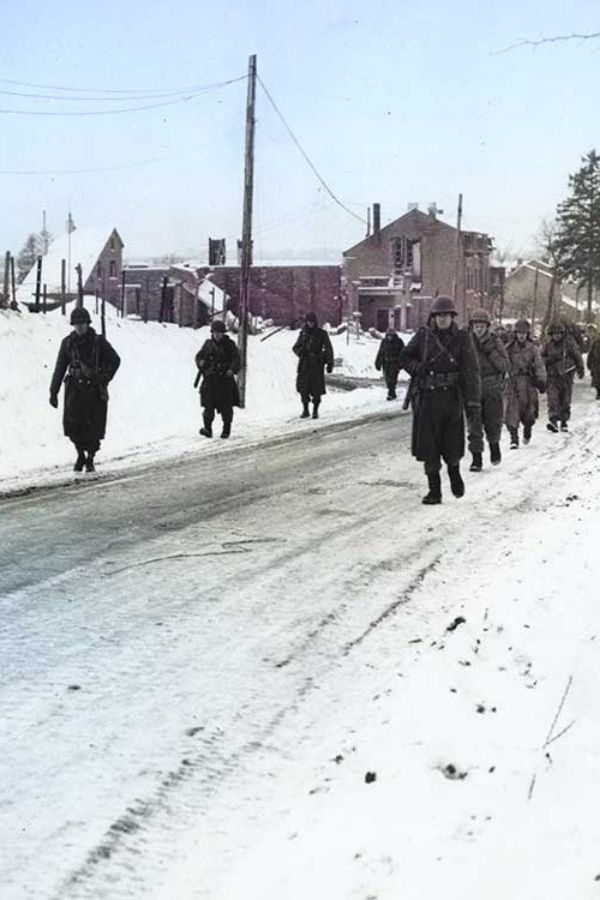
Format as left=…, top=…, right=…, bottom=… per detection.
left=509, top=427, right=519, bottom=449
left=448, top=465, right=465, bottom=498
left=85, top=453, right=96, bottom=473
left=546, top=417, right=559, bottom=433
left=312, top=401, right=320, bottom=420
left=469, top=452, right=483, bottom=472
left=199, top=413, right=213, bottom=438
left=74, top=447, right=86, bottom=472
left=422, top=473, right=442, bottom=505
left=490, top=443, right=501, bottom=465
left=221, top=420, right=231, bottom=439
left=300, top=400, right=310, bottom=418
left=523, top=424, right=532, bottom=445
left=560, top=421, right=569, bottom=432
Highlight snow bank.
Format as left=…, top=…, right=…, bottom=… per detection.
left=0, top=308, right=399, bottom=490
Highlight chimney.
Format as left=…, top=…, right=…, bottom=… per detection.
left=373, top=203, right=381, bottom=236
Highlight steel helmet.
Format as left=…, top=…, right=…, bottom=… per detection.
left=548, top=320, right=566, bottom=334
left=430, top=295, right=457, bottom=316
left=70, top=306, right=91, bottom=325
left=470, top=308, right=491, bottom=325
left=514, top=319, right=530, bottom=333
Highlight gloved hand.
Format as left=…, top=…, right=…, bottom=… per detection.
left=537, top=382, right=546, bottom=394
left=49, top=394, right=58, bottom=408
left=577, top=371, right=584, bottom=380
left=326, top=364, right=333, bottom=374
left=226, top=369, right=234, bottom=378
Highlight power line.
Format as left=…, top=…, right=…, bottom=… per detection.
left=0, top=74, right=245, bottom=96
left=0, top=76, right=246, bottom=116
left=257, top=75, right=367, bottom=227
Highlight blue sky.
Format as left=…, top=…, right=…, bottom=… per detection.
left=1, top=0, right=599, bottom=261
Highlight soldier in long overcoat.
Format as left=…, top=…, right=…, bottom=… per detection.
left=375, top=328, right=405, bottom=400
left=542, top=321, right=584, bottom=432
left=587, top=324, right=600, bottom=399
left=467, top=308, right=510, bottom=471
left=195, top=319, right=241, bottom=439
left=49, top=306, right=121, bottom=472
left=503, top=319, right=546, bottom=448
left=293, top=312, right=334, bottom=419
left=400, top=295, right=481, bottom=505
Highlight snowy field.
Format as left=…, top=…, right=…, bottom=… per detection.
left=0, top=306, right=398, bottom=493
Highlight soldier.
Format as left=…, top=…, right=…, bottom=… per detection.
left=49, top=306, right=121, bottom=472
left=504, top=319, right=546, bottom=449
left=542, top=320, right=585, bottom=432
left=467, top=308, right=510, bottom=471
left=293, top=311, right=334, bottom=419
left=375, top=328, right=405, bottom=400
left=401, top=295, right=481, bottom=505
left=195, top=319, right=241, bottom=439
left=587, top=324, right=600, bottom=399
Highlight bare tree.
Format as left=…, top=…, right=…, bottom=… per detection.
left=496, top=31, right=600, bottom=54
left=536, top=219, right=566, bottom=334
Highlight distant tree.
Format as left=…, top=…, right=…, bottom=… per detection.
left=17, top=233, right=44, bottom=283
left=555, top=149, right=600, bottom=323
left=154, top=252, right=186, bottom=265
left=536, top=218, right=568, bottom=334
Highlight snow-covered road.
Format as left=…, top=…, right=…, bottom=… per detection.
left=2, top=389, right=600, bottom=900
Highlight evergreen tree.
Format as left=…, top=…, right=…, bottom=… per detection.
left=556, top=149, right=600, bottom=322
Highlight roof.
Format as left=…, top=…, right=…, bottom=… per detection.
left=16, top=227, right=122, bottom=303
left=343, top=208, right=455, bottom=257
left=198, top=276, right=227, bottom=313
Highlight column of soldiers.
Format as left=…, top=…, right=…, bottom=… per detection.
left=393, top=296, right=593, bottom=505
left=47, top=303, right=596, bottom=487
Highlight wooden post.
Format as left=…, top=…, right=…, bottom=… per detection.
left=95, top=287, right=99, bottom=315
left=61, top=258, right=66, bottom=315
left=42, top=283, right=47, bottom=314
left=237, top=54, right=257, bottom=408
left=211, top=286, right=215, bottom=321
left=76, top=264, right=83, bottom=308
left=120, top=269, right=126, bottom=317
left=34, top=256, right=42, bottom=310
left=10, top=255, right=17, bottom=309
left=101, top=296, right=106, bottom=338
left=2, top=251, right=9, bottom=307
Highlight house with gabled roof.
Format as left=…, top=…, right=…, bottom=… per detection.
left=17, top=227, right=124, bottom=310
left=343, top=205, right=494, bottom=330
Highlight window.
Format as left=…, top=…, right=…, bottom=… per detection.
left=109, top=260, right=117, bottom=278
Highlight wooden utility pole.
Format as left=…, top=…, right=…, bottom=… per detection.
left=452, top=193, right=463, bottom=310
left=237, top=53, right=257, bottom=408
left=531, top=264, right=540, bottom=335
left=61, top=259, right=66, bottom=315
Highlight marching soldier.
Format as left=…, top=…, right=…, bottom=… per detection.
left=467, top=309, right=510, bottom=470
left=195, top=319, right=241, bottom=439
left=375, top=328, right=405, bottom=400
left=542, top=320, right=584, bottom=431
left=401, top=295, right=481, bottom=505
left=587, top=324, right=600, bottom=400
left=504, top=319, right=546, bottom=448
left=49, top=306, right=121, bottom=472
left=293, top=312, right=334, bottom=419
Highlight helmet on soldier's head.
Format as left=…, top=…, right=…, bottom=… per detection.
left=70, top=306, right=91, bottom=325
left=514, top=319, right=530, bottom=333
left=211, top=319, right=226, bottom=333
left=430, top=295, right=457, bottom=316
left=470, top=308, right=491, bottom=325
left=385, top=327, right=396, bottom=335
left=548, top=321, right=566, bottom=335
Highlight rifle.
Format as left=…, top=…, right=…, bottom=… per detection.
left=101, top=297, right=106, bottom=338
left=402, top=328, right=429, bottom=410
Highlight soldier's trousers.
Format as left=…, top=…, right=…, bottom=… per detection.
left=204, top=404, right=233, bottom=427
left=467, top=389, right=503, bottom=453
left=384, top=366, right=400, bottom=398
left=419, top=391, right=464, bottom=476
left=547, top=375, right=574, bottom=422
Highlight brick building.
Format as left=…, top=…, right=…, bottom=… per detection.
left=123, top=261, right=343, bottom=328
left=343, top=206, right=494, bottom=330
